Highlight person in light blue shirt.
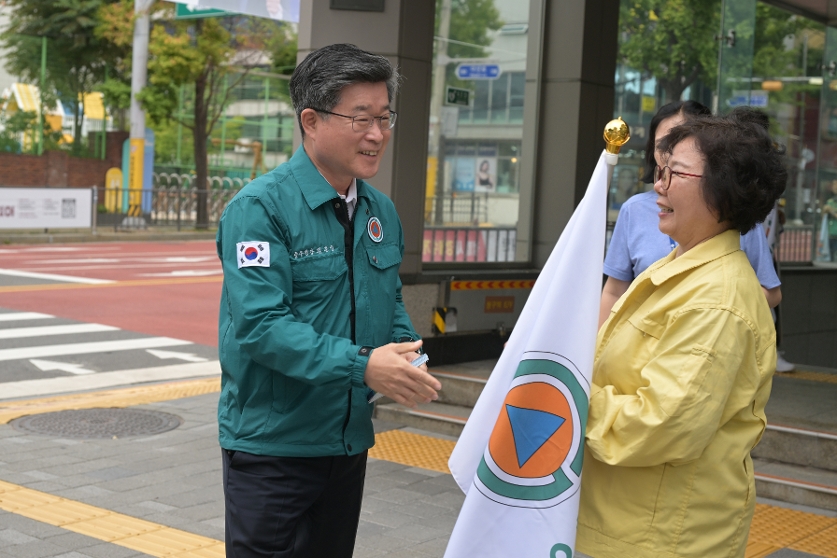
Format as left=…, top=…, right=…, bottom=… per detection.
left=599, top=101, right=782, bottom=327
left=605, top=190, right=780, bottom=284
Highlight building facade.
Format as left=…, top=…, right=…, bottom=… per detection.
left=295, top=0, right=837, bottom=366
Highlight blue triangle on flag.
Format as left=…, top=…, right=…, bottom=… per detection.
left=506, top=404, right=566, bottom=469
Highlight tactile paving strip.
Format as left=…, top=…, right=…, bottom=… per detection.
left=369, top=429, right=456, bottom=473
left=746, top=502, right=837, bottom=557
left=777, top=369, right=837, bottom=384
left=0, top=377, right=221, bottom=424
left=0, top=480, right=224, bottom=557
left=791, top=523, right=837, bottom=558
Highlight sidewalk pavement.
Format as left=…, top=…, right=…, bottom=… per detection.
left=0, top=375, right=836, bottom=558
left=0, top=229, right=217, bottom=245
left=0, top=390, right=464, bottom=558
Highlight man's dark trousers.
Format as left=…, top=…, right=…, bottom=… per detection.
left=222, top=449, right=367, bottom=557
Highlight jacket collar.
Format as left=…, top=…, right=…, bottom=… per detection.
left=288, top=146, right=370, bottom=210
left=648, top=229, right=741, bottom=286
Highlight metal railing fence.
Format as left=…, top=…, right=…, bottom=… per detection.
left=426, top=193, right=489, bottom=225
left=101, top=181, right=243, bottom=231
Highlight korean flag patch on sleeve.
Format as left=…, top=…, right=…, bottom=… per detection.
left=236, top=241, right=270, bottom=269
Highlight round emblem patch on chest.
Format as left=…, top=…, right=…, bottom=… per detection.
left=367, top=217, right=383, bottom=243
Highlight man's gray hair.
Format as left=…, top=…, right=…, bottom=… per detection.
left=289, top=43, right=401, bottom=137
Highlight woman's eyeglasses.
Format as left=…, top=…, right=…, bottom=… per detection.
left=654, top=165, right=703, bottom=191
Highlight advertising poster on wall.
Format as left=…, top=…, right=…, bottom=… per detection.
left=171, top=0, right=300, bottom=22
left=0, top=188, right=92, bottom=229
left=454, top=158, right=476, bottom=192
left=475, top=157, right=497, bottom=193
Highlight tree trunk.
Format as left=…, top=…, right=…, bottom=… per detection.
left=663, top=81, right=687, bottom=105
left=193, top=20, right=209, bottom=230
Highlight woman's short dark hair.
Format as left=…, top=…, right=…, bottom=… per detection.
left=657, top=108, right=787, bottom=234
left=642, top=101, right=711, bottom=183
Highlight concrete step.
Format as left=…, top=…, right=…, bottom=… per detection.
left=374, top=401, right=471, bottom=438
left=754, top=457, right=837, bottom=511
left=432, top=371, right=486, bottom=408
left=429, top=359, right=494, bottom=408
left=752, top=423, right=837, bottom=473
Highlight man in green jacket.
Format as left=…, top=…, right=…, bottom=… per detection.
left=216, top=43, right=441, bottom=557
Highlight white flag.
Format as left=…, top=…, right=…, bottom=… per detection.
left=444, top=151, right=609, bottom=558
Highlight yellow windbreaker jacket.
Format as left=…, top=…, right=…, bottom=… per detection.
left=577, top=230, right=776, bottom=558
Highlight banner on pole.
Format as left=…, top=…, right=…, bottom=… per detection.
left=168, top=0, right=300, bottom=22
left=444, top=151, right=609, bottom=558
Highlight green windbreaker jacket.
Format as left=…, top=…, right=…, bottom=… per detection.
left=216, top=146, right=418, bottom=457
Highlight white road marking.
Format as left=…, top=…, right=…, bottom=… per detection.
left=159, top=257, right=216, bottom=263
left=140, top=269, right=222, bottom=277
left=30, top=359, right=96, bottom=375
left=0, top=323, right=118, bottom=340
left=0, top=361, right=220, bottom=399
left=37, top=258, right=121, bottom=264
left=0, top=337, right=192, bottom=362
left=146, top=349, right=208, bottom=363
left=0, top=312, right=54, bottom=322
left=22, top=247, right=85, bottom=252
left=0, top=268, right=113, bottom=284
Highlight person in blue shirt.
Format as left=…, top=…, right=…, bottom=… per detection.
left=598, top=101, right=782, bottom=328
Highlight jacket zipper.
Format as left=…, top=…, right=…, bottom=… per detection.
left=333, top=199, right=356, bottom=344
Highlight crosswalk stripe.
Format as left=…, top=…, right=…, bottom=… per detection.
left=0, top=337, right=192, bottom=362
left=0, top=323, right=118, bottom=340
left=0, top=361, right=221, bottom=400
left=0, top=312, right=54, bottom=322
left=0, top=268, right=113, bottom=284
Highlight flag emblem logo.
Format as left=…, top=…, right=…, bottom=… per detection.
left=475, top=352, right=588, bottom=508
left=367, top=217, right=383, bottom=243
left=236, top=241, right=270, bottom=269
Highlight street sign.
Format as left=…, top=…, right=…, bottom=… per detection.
left=174, top=3, right=229, bottom=19
left=727, top=95, right=749, bottom=107
left=456, top=64, right=501, bottom=80
left=446, top=86, right=471, bottom=107
left=727, top=91, right=769, bottom=108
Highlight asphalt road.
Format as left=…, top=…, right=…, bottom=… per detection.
left=0, top=241, right=222, bottom=398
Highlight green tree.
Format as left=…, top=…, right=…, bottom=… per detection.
left=618, top=0, right=721, bottom=103
left=137, top=10, right=276, bottom=228
left=269, top=24, right=297, bottom=76
left=752, top=3, right=821, bottom=88
left=436, top=0, right=503, bottom=59
left=95, top=0, right=147, bottom=130
left=1, top=0, right=122, bottom=155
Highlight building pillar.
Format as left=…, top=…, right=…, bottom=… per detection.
left=296, top=1, right=435, bottom=275
left=518, top=0, right=620, bottom=267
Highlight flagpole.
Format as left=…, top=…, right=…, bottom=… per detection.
left=603, top=116, right=631, bottom=184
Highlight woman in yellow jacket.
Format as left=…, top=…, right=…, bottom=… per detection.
left=576, top=109, right=787, bottom=558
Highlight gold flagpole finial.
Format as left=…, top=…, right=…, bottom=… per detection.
left=604, top=117, right=630, bottom=155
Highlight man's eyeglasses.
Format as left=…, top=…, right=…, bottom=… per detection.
left=311, top=109, right=397, bottom=132
left=654, top=165, right=703, bottom=191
